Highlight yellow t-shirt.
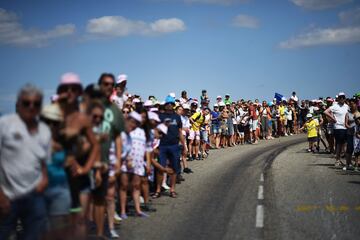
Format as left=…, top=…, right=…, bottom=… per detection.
left=190, top=112, right=204, bottom=131
left=279, top=106, right=286, bottom=120
left=305, top=119, right=319, bottom=138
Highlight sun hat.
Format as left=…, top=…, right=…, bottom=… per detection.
left=157, top=123, right=168, bottom=135
left=129, top=111, right=142, bottom=123
left=148, top=111, right=160, bottom=122
left=41, top=104, right=63, bottom=122
left=116, top=74, right=127, bottom=85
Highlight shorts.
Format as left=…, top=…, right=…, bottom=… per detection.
left=211, top=123, right=220, bottom=134
left=228, top=123, right=234, bottom=136
left=251, top=119, right=258, bottom=131
left=346, top=134, right=354, bottom=154
left=237, top=124, right=245, bottom=133
left=334, top=129, right=347, bottom=145
left=239, top=132, right=245, bottom=137
left=233, top=124, right=238, bottom=134
left=189, top=129, right=200, bottom=140
left=200, top=130, right=209, bottom=143
left=44, top=183, right=71, bottom=216
left=220, top=121, right=228, bottom=136
left=92, top=171, right=109, bottom=198
left=66, top=168, right=91, bottom=211
left=308, top=137, right=318, bottom=143
left=159, top=144, right=181, bottom=174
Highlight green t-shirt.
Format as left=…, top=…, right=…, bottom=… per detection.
left=100, top=100, right=125, bottom=163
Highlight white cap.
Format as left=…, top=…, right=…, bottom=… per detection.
left=217, top=95, right=222, bottom=99
left=148, top=111, right=160, bottom=122
left=157, top=123, right=168, bottom=135
left=116, top=74, right=127, bottom=84
left=225, top=94, right=230, bottom=97
left=132, top=98, right=141, bottom=103
left=219, top=101, right=225, bottom=106
left=306, top=113, right=313, bottom=118
left=213, top=103, right=219, bottom=107
left=150, top=107, right=159, bottom=112
left=182, top=103, right=190, bottom=110
left=144, top=100, right=153, bottom=107
left=129, top=111, right=142, bottom=123
left=338, top=92, right=345, bottom=96
left=169, top=92, right=176, bottom=98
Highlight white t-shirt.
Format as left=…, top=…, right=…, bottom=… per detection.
left=330, top=103, right=349, bottom=130
left=111, top=94, right=128, bottom=110
left=0, top=114, right=51, bottom=200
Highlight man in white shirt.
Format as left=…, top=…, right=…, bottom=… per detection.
left=324, top=92, right=349, bottom=166
left=0, top=84, right=51, bottom=239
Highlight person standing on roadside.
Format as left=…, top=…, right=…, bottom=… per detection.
left=324, top=92, right=349, bottom=167
left=343, top=99, right=360, bottom=170
left=96, top=73, right=124, bottom=238
left=153, top=96, right=186, bottom=198
left=111, top=74, right=128, bottom=110
left=0, top=84, right=51, bottom=240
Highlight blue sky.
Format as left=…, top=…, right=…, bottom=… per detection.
left=0, top=0, right=359, bottom=113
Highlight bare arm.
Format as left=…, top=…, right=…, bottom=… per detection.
left=345, top=113, right=350, bottom=129
left=81, top=118, right=100, bottom=174
left=324, top=108, right=336, bottom=123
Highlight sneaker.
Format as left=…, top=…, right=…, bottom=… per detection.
left=343, top=165, right=354, bottom=171
left=110, top=229, right=120, bottom=239
left=114, top=212, right=122, bottom=223
left=284, top=133, right=288, bottom=137
left=120, top=213, right=128, bottom=220
left=183, top=168, right=193, bottom=174
left=162, top=183, right=170, bottom=190
left=137, top=212, right=150, bottom=218
left=177, top=174, right=185, bottom=181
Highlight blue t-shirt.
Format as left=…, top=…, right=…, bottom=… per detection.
left=211, top=111, right=220, bottom=125
left=159, top=112, right=182, bottom=146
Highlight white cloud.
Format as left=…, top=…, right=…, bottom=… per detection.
left=0, top=8, right=75, bottom=47
left=339, top=7, right=360, bottom=26
left=279, top=26, right=360, bottom=48
left=232, top=14, right=259, bottom=28
left=86, top=16, right=186, bottom=37
left=280, top=6, right=360, bottom=49
left=290, top=0, right=352, bottom=10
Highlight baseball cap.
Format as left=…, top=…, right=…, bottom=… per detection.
left=165, top=95, right=175, bottom=104
left=157, top=123, right=168, bottom=135
left=213, top=103, right=219, bottom=107
left=59, top=72, right=81, bottom=86
left=132, top=98, right=141, bottom=104
left=148, top=111, right=160, bottom=122
left=169, top=92, right=176, bottom=98
left=182, top=104, right=190, bottom=110
left=217, top=95, right=222, bottom=99
left=129, top=111, right=142, bottom=123
left=338, top=92, right=346, bottom=97
left=144, top=100, right=153, bottom=107
left=116, top=74, right=127, bottom=85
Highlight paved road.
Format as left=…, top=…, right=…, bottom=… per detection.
left=116, top=135, right=360, bottom=240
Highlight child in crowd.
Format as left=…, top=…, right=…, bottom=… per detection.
left=300, top=113, right=319, bottom=152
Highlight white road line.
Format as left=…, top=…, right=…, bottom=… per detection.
left=260, top=173, right=264, bottom=182
left=258, top=185, right=264, bottom=200
left=256, top=205, right=264, bottom=228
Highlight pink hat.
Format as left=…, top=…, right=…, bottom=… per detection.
left=144, top=100, right=153, bottom=107
left=59, top=72, right=81, bottom=86
left=116, top=74, right=127, bottom=84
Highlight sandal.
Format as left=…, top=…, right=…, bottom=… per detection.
left=152, top=192, right=161, bottom=199
left=169, top=191, right=177, bottom=198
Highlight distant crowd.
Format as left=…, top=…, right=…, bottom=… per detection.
left=0, top=72, right=359, bottom=240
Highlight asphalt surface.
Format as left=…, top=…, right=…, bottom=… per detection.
left=116, top=135, right=360, bottom=240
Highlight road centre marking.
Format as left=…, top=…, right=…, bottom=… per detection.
left=258, top=185, right=264, bottom=200
left=256, top=205, right=264, bottom=228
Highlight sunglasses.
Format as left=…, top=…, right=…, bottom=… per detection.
left=123, top=110, right=130, bottom=114
left=21, top=100, right=41, bottom=109
left=43, top=118, right=61, bottom=127
left=58, top=84, right=81, bottom=94
left=92, top=114, right=104, bottom=121
left=101, top=81, right=114, bottom=87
